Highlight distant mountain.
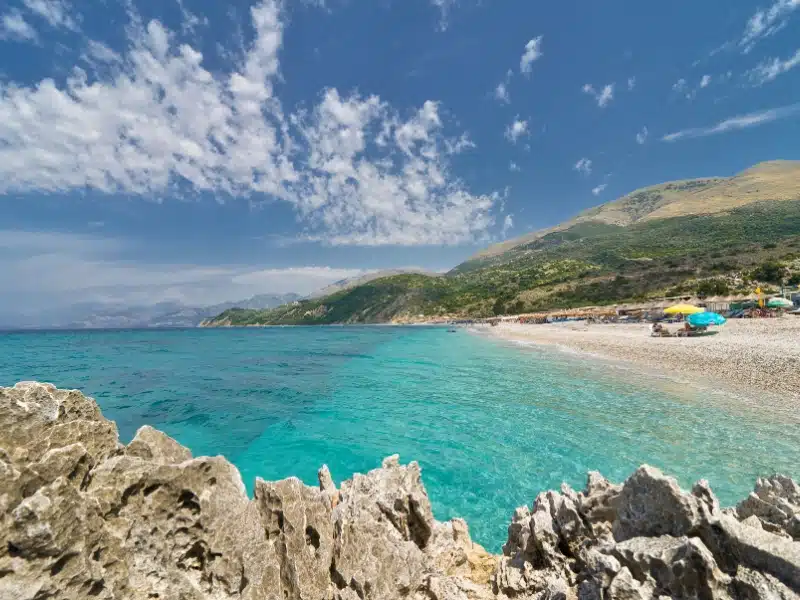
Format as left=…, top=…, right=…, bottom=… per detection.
left=307, top=269, right=436, bottom=299
left=202, top=160, right=800, bottom=326
left=11, top=294, right=302, bottom=330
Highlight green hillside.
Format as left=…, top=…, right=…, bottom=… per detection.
left=204, top=199, right=800, bottom=326
left=202, top=162, right=800, bottom=326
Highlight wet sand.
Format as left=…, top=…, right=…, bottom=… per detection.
left=481, top=317, right=800, bottom=419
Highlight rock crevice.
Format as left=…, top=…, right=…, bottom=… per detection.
left=1, top=382, right=798, bottom=600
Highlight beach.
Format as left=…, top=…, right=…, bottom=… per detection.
left=482, top=317, right=800, bottom=415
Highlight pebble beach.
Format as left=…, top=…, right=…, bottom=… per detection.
left=483, top=317, right=800, bottom=419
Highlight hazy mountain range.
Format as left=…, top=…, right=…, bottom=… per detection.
left=1, top=293, right=301, bottom=330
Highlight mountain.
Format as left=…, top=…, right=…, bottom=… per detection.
left=475, top=160, right=800, bottom=259
left=14, top=294, right=301, bottom=330
left=307, top=269, right=436, bottom=299
left=203, top=161, right=800, bottom=326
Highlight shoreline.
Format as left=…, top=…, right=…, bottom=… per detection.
left=477, top=318, right=800, bottom=423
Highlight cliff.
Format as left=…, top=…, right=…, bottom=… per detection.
left=1, top=382, right=799, bottom=599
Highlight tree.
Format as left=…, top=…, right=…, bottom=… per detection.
left=750, top=261, right=787, bottom=285
left=696, top=279, right=730, bottom=297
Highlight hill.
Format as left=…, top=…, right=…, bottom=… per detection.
left=203, top=161, right=800, bottom=326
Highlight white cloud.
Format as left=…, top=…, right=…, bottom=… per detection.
left=22, top=0, right=77, bottom=31
left=509, top=161, right=521, bottom=172
left=661, top=103, right=800, bottom=142
left=0, top=0, right=499, bottom=247
left=591, top=184, right=607, bottom=196
left=430, top=0, right=457, bottom=30
left=0, top=230, right=367, bottom=317
left=672, top=78, right=687, bottom=93
left=573, top=158, right=592, bottom=176
left=504, top=117, right=529, bottom=143
left=520, top=36, right=543, bottom=75
left=82, top=40, right=122, bottom=65
left=741, top=0, right=800, bottom=51
left=501, top=214, right=514, bottom=236
left=582, top=83, right=614, bottom=108
left=700, top=74, right=712, bottom=88
left=636, top=126, right=648, bottom=144
left=0, top=11, right=38, bottom=41
left=748, top=48, right=800, bottom=84
left=494, top=82, right=510, bottom=104
left=627, top=77, right=636, bottom=91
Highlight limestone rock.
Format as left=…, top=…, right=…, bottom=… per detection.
left=612, top=535, right=732, bottom=599
left=126, top=425, right=193, bottom=464
left=613, top=466, right=705, bottom=542
left=737, top=475, right=800, bottom=541
left=2, top=382, right=800, bottom=600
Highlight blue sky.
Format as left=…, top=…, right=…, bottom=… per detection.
left=1, top=0, right=799, bottom=317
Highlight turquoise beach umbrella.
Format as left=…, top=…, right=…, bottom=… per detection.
left=687, top=312, right=726, bottom=327
left=767, top=297, right=794, bottom=309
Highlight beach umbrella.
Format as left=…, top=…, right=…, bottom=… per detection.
left=664, top=303, right=705, bottom=315
left=767, top=297, right=794, bottom=309
left=687, top=312, right=726, bottom=327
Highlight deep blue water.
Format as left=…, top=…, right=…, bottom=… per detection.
left=1, top=326, right=797, bottom=551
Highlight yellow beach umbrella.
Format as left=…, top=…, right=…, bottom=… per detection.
left=664, top=303, right=705, bottom=315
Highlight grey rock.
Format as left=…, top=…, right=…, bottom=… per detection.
left=737, top=476, right=800, bottom=541
left=613, top=465, right=703, bottom=542
left=612, top=535, right=732, bottom=599
left=607, top=567, right=656, bottom=600
left=2, top=382, right=800, bottom=600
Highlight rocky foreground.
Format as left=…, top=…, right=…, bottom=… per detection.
left=1, top=383, right=799, bottom=600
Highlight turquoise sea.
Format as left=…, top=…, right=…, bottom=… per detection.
left=1, top=326, right=797, bottom=551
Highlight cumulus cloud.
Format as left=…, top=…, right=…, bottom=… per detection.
left=672, top=78, right=687, bottom=93
left=504, top=117, right=529, bottom=143
left=748, top=48, right=800, bottom=84
left=700, top=74, right=712, bottom=88
left=582, top=83, right=614, bottom=108
left=0, top=11, right=38, bottom=40
left=509, top=161, right=521, bottom=172
left=501, top=214, right=514, bottom=237
left=22, top=0, right=78, bottom=31
left=573, top=158, right=592, bottom=176
left=591, top=184, right=607, bottom=196
left=494, top=81, right=510, bottom=104
left=741, top=0, right=800, bottom=51
left=0, top=230, right=366, bottom=318
left=520, top=36, right=543, bottom=75
left=636, top=126, right=648, bottom=144
left=0, top=0, right=498, bottom=247
left=661, top=103, right=800, bottom=141
left=627, top=77, right=636, bottom=91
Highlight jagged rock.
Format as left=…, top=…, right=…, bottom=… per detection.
left=126, top=425, right=193, bottom=464
left=612, top=535, right=732, bottom=598
left=613, top=465, right=705, bottom=542
left=2, top=382, right=800, bottom=600
left=696, top=513, right=800, bottom=592
left=737, top=475, right=800, bottom=541
left=607, top=567, right=656, bottom=600
left=730, top=566, right=800, bottom=599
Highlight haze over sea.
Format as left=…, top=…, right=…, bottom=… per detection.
left=2, top=326, right=797, bottom=551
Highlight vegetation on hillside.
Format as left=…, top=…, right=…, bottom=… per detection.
left=204, top=199, right=800, bottom=326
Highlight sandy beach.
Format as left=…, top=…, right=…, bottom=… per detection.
left=482, top=317, right=800, bottom=415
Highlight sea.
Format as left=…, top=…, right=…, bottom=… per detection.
left=1, top=326, right=797, bottom=552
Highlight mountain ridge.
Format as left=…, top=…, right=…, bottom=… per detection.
left=204, top=160, right=800, bottom=326
left=472, top=160, right=800, bottom=261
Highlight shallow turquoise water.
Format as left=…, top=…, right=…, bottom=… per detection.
left=1, top=326, right=797, bottom=551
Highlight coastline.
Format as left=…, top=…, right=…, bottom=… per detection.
left=477, top=317, right=800, bottom=422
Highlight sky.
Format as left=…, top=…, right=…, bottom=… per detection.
left=1, top=0, right=799, bottom=318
